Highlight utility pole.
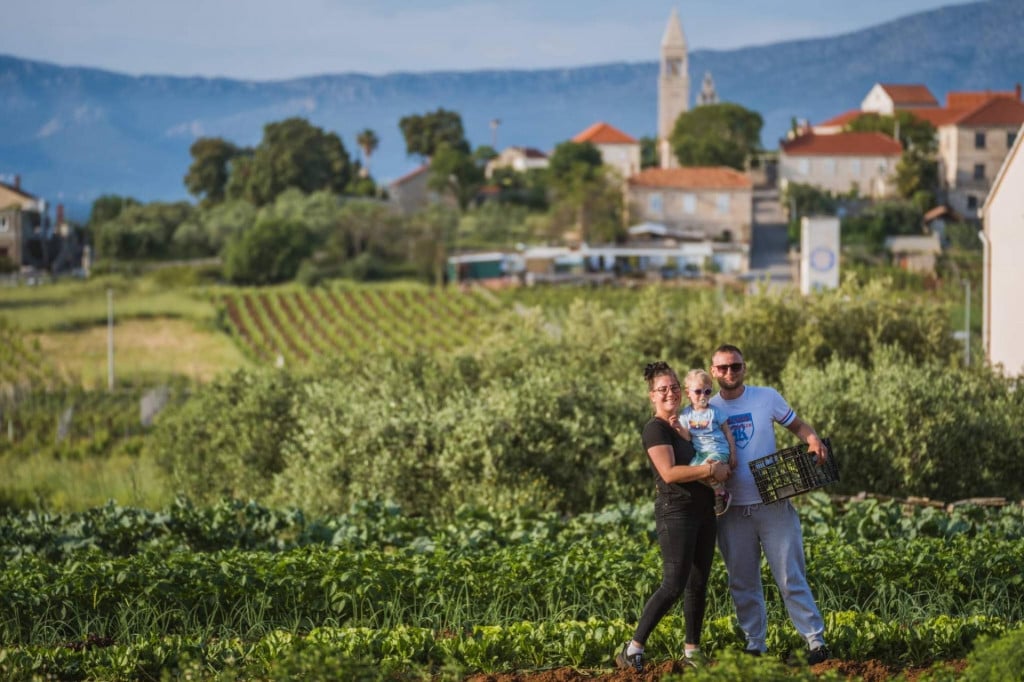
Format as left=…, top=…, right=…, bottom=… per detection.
left=963, top=279, right=971, bottom=366
left=490, top=118, right=501, bottom=149
left=107, top=288, right=114, bottom=390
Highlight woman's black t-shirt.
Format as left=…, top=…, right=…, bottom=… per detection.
left=642, top=416, right=714, bottom=505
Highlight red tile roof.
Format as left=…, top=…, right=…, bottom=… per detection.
left=818, top=110, right=862, bottom=128
left=903, top=107, right=963, bottom=127
left=628, top=166, right=752, bottom=189
left=572, top=122, right=637, bottom=145
left=946, top=90, right=1020, bottom=110
left=879, top=84, right=939, bottom=107
left=823, top=108, right=958, bottom=129
left=781, top=131, right=903, bottom=156
left=952, top=97, right=1024, bottom=127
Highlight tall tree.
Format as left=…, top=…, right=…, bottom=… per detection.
left=355, top=128, right=380, bottom=177
left=546, top=141, right=622, bottom=244
left=639, top=136, right=659, bottom=169
left=846, top=111, right=936, bottom=153
left=428, top=142, right=485, bottom=211
left=669, top=102, right=763, bottom=170
left=399, top=108, right=470, bottom=159
left=228, top=117, right=353, bottom=206
left=407, top=204, right=459, bottom=287
left=184, top=137, right=240, bottom=206
left=88, top=195, right=140, bottom=227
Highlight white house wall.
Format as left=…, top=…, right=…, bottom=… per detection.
left=983, top=135, right=1024, bottom=376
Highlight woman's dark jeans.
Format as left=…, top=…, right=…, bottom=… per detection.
left=632, top=495, right=717, bottom=646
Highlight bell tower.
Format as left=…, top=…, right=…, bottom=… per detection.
left=658, top=7, right=689, bottom=168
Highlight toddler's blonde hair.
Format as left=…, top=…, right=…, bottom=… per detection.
left=684, top=368, right=712, bottom=389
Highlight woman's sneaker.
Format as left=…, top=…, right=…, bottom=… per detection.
left=683, top=648, right=708, bottom=668
left=615, top=644, right=644, bottom=673
left=714, top=489, right=731, bottom=516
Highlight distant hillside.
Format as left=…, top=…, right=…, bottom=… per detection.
left=1, top=0, right=1021, bottom=221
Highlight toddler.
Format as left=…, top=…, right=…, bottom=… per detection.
left=674, top=369, right=736, bottom=515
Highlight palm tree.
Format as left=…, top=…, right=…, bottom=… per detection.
left=356, top=129, right=380, bottom=178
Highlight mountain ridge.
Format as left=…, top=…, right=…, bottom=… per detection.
left=1, top=0, right=1021, bottom=221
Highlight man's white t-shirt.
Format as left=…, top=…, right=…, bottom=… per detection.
left=710, top=385, right=796, bottom=505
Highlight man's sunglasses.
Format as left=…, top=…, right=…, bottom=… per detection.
left=713, top=362, right=745, bottom=373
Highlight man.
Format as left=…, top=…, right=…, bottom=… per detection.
left=708, top=343, right=830, bottom=663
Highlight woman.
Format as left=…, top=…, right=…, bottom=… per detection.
left=615, top=361, right=729, bottom=672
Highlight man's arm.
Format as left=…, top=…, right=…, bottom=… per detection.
left=785, top=416, right=827, bottom=465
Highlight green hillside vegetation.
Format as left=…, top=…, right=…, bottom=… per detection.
left=1, top=272, right=1017, bottom=515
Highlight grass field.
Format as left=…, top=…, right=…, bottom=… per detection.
left=31, top=317, right=249, bottom=388
left=2, top=274, right=249, bottom=387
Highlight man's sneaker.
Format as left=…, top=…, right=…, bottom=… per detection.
left=788, top=645, right=830, bottom=666
left=615, top=644, right=644, bottom=673
left=714, top=489, right=731, bottom=516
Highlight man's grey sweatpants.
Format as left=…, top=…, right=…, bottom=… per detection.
left=717, top=499, right=827, bottom=653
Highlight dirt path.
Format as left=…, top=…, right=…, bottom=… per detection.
left=464, top=658, right=968, bottom=681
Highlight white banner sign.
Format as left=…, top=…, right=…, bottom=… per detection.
left=800, top=216, right=840, bottom=294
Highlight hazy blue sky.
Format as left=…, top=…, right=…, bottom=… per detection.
left=6, top=0, right=969, bottom=80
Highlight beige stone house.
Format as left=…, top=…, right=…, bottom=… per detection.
left=860, top=83, right=939, bottom=115
left=484, top=146, right=549, bottom=178
left=980, top=122, right=1024, bottom=377
left=815, top=83, right=1024, bottom=219
left=572, top=122, right=641, bottom=181
left=937, top=94, right=1024, bottom=218
left=387, top=164, right=451, bottom=215
left=626, top=166, right=753, bottom=243
left=0, top=177, right=44, bottom=268
left=779, top=131, right=903, bottom=198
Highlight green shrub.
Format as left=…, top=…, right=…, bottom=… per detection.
left=961, top=626, right=1024, bottom=682
left=148, top=369, right=297, bottom=502
left=222, top=217, right=316, bottom=285
left=782, top=346, right=1024, bottom=500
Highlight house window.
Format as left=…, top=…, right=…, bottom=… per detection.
left=966, top=195, right=978, bottom=210
left=683, top=193, right=696, bottom=214
left=1010, top=131, right=1018, bottom=149
left=975, top=132, right=986, bottom=149
left=798, top=159, right=809, bottom=175
left=716, top=193, right=730, bottom=214
left=973, top=163, right=985, bottom=180
left=850, top=159, right=861, bottom=176
left=823, top=159, right=836, bottom=176
left=0, top=217, right=8, bottom=233
left=648, top=193, right=663, bottom=217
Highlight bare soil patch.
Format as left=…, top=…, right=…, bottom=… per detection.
left=463, top=658, right=968, bottom=681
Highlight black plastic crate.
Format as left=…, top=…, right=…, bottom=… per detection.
left=749, top=438, right=839, bottom=504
